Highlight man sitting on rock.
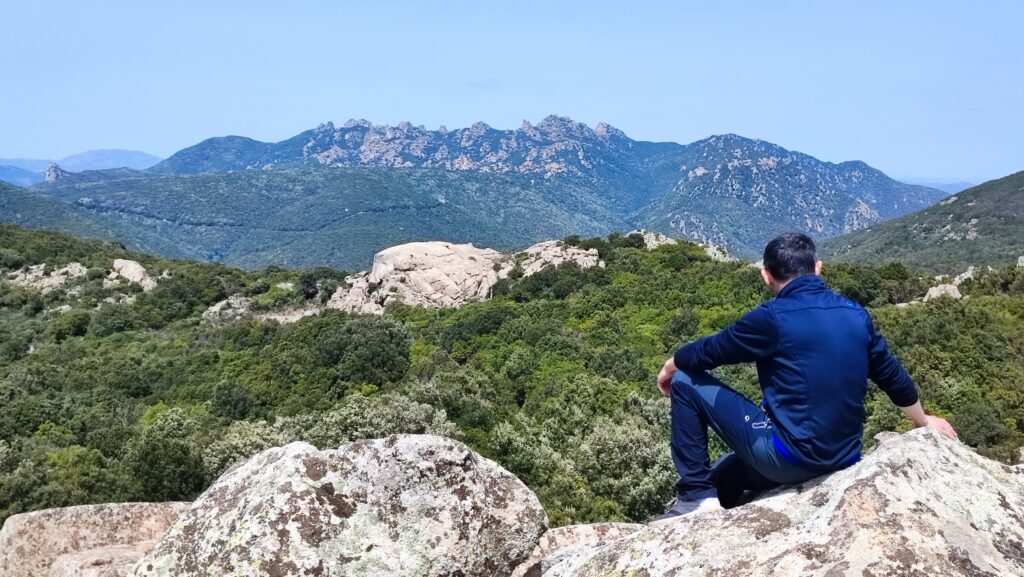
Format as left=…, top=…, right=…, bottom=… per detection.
left=654, top=232, right=958, bottom=519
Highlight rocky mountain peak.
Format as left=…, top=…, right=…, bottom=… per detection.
left=43, top=162, right=69, bottom=183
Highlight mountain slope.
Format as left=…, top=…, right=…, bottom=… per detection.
left=632, top=135, right=947, bottom=256
left=146, top=118, right=946, bottom=258
left=30, top=166, right=631, bottom=269
left=0, top=180, right=194, bottom=259
left=3, top=117, right=948, bottom=266
left=823, top=171, right=1024, bottom=272
left=0, top=165, right=43, bottom=187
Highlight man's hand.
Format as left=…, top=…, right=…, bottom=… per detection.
left=923, top=415, right=958, bottom=441
left=901, top=401, right=958, bottom=441
left=657, top=358, right=676, bottom=397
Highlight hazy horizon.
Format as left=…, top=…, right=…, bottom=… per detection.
left=2, top=1, right=1021, bottom=183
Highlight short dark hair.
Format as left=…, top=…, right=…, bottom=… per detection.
left=763, top=233, right=817, bottom=281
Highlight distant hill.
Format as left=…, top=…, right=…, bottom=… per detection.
left=0, top=180, right=194, bottom=259
left=26, top=166, right=630, bottom=269
left=58, top=149, right=162, bottom=171
left=0, top=165, right=43, bottom=187
left=139, top=117, right=946, bottom=259
left=897, top=178, right=975, bottom=194
left=823, top=171, right=1024, bottom=273
left=0, top=150, right=161, bottom=187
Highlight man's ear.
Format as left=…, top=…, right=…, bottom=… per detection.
left=814, top=260, right=823, bottom=275
left=760, top=267, right=773, bottom=286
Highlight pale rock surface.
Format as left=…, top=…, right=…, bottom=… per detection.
left=627, top=229, right=678, bottom=249
left=924, top=283, right=962, bottom=302
left=49, top=542, right=158, bottom=577
left=44, top=161, right=69, bottom=182
left=0, top=502, right=190, bottom=577
left=952, top=266, right=976, bottom=286
left=514, top=240, right=603, bottom=276
left=201, top=294, right=253, bottom=325
left=542, top=429, right=1024, bottom=577
left=1018, top=255, right=1024, bottom=268
left=511, top=523, right=643, bottom=577
left=5, top=262, right=88, bottom=293
left=327, top=240, right=603, bottom=315
left=110, top=259, right=158, bottom=292
left=130, top=435, right=547, bottom=577
left=701, top=243, right=736, bottom=263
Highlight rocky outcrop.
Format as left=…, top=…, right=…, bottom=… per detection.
left=511, top=523, right=643, bottom=577
left=131, top=435, right=547, bottom=577
left=923, top=283, right=962, bottom=302
left=628, top=229, right=678, bottom=249
left=4, top=262, right=88, bottom=293
left=327, top=240, right=602, bottom=315
left=1018, top=255, right=1023, bottom=268
left=0, top=502, right=190, bottom=577
left=201, top=294, right=252, bottom=325
left=106, top=259, right=158, bottom=292
left=44, top=162, right=69, bottom=182
left=539, top=429, right=1024, bottom=577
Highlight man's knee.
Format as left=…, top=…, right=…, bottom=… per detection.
left=670, top=368, right=705, bottom=398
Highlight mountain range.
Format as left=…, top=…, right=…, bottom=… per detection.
left=824, top=171, right=1024, bottom=272
left=0, top=150, right=162, bottom=186
left=0, top=117, right=949, bottom=269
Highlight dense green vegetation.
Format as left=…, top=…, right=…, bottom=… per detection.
left=824, top=171, right=1024, bottom=273
left=1, top=225, right=1023, bottom=527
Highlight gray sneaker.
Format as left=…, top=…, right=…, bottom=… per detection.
left=652, top=496, right=723, bottom=522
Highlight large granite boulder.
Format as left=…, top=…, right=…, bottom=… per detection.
left=511, top=523, right=643, bottom=577
left=327, top=240, right=602, bottom=315
left=0, top=502, right=190, bottom=577
left=541, top=428, right=1024, bottom=576
left=131, top=434, right=547, bottom=577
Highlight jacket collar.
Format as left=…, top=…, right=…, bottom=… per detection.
left=776, top=274, right=824, bottom=299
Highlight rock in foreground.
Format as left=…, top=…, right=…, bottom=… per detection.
left=0, top=502, right=190, bottom=577
left=131, top=435, right=547, bottom=577
left=542, top=428, right=1024, bottom=577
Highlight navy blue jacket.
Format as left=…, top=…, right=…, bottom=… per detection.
left=674, top=274, right=918, bottom=471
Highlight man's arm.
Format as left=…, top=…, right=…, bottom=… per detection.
left=866, top=314, right=958, bottom=440
left=657, top=305, right=776, bottom=395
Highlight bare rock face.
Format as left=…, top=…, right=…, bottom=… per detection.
left=4, top=262, right=88, bottom=293
left=131, top=435, right=547, bottom=577
left=327, top=240, right=602, bottom=315
left=541, top=429, right=1024, bottom=577
left=1017, top=255, right=1024, bottom=268
left=109, top=259, right=158, bottom=292
left=49, top=543, right=158, bottom=577
left=201, top=294, right=253, bottom=325
left=44, top=161, right=69, bottom=182
left=511, top=523, right=643, bottom=577
left=0, top=502, right=190, bottom=577
left=924, top=283, right=962, bottom=302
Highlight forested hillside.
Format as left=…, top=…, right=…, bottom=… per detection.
left=1, top=225, right=1022, bottom=527
left=824, top=171, right=1024, bottom=273
left=1, top=118, right=947, bottom=269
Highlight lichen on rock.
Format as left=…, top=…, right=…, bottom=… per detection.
left=130, top=435, right=547, bottom=577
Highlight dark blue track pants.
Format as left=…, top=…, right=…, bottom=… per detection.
left=670, top=368, right=820, bottom=504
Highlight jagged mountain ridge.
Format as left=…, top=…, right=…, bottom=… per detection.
left=2, top=117, right=948, bottom=266
left=149, top=117, right=946, bottom=252
left=823, top=171, right=1024, bottom=273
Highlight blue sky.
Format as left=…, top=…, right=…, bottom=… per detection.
left=1, top=1, right=1021, bottom=182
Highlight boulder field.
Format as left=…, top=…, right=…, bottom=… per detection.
left=1, top=429, right=1021, bottom=576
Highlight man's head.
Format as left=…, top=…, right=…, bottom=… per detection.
left=761, top=232, right=822, bottom=293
